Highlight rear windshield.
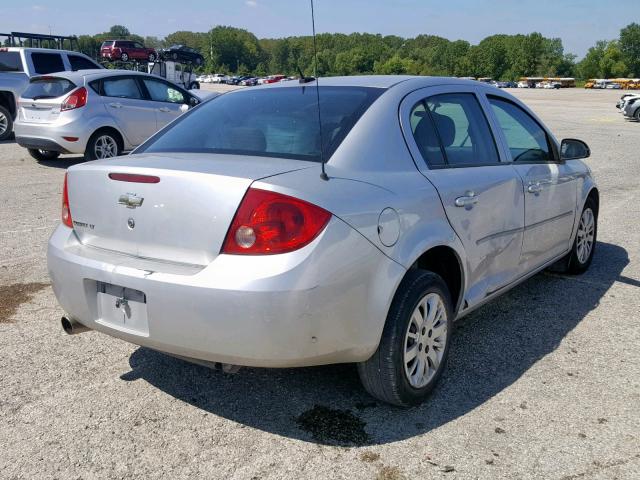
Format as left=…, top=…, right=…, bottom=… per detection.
left=22, top=78, right=77, bottom=99
left=101, top=41, right=114, bottom=48
left=139, top=86, right=383, bottom=162
left=0, top=51, right=23, bottom=72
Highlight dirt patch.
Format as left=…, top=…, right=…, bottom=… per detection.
left=360, top=451, right=381, bottom=463
left=376, top=465, right=405, bottom=480
left=0, top=282, right=50, bottom=322
left=296, top=405, right=369, bottom=445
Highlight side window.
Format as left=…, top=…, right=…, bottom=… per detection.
left=31, top=53, right=65, bottom=74
left=68, top=55, right=99, bottom=71
left=133, top=42, right=144, bottom=49
left=102, top=77, right=143, bottom=99
left=488, top=97, right=552, bottom=162
left=410, top=102, right=446, bottom=166
left=0, top=52, right=23, bottom=72
left=424, top=93, right=500, bottom=166
left=142, top=79, right=185, bottom=103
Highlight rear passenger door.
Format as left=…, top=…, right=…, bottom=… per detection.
left=98, top=76, right=157, bottom=146
left=401, top=86, right=525, bottom=306
left=485, top=95, right=577, bottom=273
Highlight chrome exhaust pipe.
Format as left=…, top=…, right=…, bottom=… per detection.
left=61, top=316, right=90, bottom=335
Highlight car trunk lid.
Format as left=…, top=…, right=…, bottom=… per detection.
left=66, top=153, right=315, bottom=266
left=19, top=76, right=77, bottom=124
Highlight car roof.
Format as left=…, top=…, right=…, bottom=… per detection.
left=255, top=75, right=483, bottom=90
left=2, top=47, right=92, bottom=56
left=32, top=69, right=151, bottom=82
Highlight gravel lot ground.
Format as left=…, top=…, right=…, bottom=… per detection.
left=1, top=87, right=639, bottom=480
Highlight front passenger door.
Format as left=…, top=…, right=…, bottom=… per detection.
left=487, top=96, right=577, bottom=273
left=140, top=78, right=188, bottom=129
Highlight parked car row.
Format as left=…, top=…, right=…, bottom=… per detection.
left=616, top=93, right=640, bottom=120
left=100, top=41, right=204, bottom=66
left=196, top=73, right=297, bottom=86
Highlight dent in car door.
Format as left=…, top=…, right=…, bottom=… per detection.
left=101, top=76, right=157, bottom=146
left=486, top=96, right=577, bottom=273
left=400, top=87, right=525, bottom=307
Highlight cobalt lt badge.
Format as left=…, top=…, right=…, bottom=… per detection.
left=127, top=217, right=135, bottom=229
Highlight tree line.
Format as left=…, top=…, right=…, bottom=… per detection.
left=74, top=23, right=640, bottom=80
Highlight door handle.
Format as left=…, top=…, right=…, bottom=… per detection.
left=158, top=107, right=171, bottom=113
left=454, top=191, right=479, bottom=208
left=527, top=182, right=543, bottom=194
left=109, top=102, right=122, bottom=109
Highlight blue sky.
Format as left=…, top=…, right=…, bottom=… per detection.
left=3, top=0, right=636, bottom=57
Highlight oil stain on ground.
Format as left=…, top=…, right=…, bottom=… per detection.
left=296, top=404, right=369, bottom=445
left=0, top=282, right=50, bottom=323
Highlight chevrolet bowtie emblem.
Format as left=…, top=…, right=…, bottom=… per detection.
left=118, top=194, right=144, bottom=208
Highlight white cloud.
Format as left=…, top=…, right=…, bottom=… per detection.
left=245, top=0, right=257, bottom=7
left=31, top=5, right=46, bottom=12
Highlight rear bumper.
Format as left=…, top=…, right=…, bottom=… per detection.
left=47, top=218, right=405, bottom=368
left=14, top=121, right=89, bottom=154
left=15, top=136, right=70, bottom=153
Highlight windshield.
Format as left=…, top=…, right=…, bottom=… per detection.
left=138, top=86, right=383, bottom=162
left=22, top=78, right=77, bottom=99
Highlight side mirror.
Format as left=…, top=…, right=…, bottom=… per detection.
left=188, top=96, right=199, bottom=108
left=561, top=138, right=590, bottom=161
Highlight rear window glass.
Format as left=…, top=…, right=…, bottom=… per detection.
left=139, top=86, right=383, bottom=162
left=101, top=41, right=114, bottom=48
left=22, top=78, right=76, bottom=99
left=0, top=52, right=23, bottom=72
left=31, top=52, right=65, bottom=74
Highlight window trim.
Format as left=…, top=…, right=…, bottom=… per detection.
left=408, top=92, right=504, bottom=169
left=486, top=94, right=560, bottom=164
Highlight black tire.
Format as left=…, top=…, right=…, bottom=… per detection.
left=189, top=82, right=200, bottom=90
left=564, top=197, right=598, bottom=274
left=358, top=270, right=454, bottom=407
left=195, top=57, right=203, bottom=66
left=84, top=130, right=122, bottom=161
left=120, top=52, right=129, bottom=62
left=148, top=52, right=156, bottom=62
left=28, top=149, right=60, bottom=161
left=634, top=108, right=640, bottom=121
left=0, top=104, right=13, bottom=141
left=172, top=52, right=178, bottom=61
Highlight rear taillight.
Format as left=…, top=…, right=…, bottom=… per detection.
left=61, top=87, right=87, bottom=111
left=62, top=173, right=73, bottom=228
left=222, top=188, right=331, bottom=255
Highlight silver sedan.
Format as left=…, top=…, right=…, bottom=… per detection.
left=48, top=76, right=598, bottom=406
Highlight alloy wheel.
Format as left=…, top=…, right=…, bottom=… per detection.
left=403, top=292, right=448, bottom=388
left=94, top=135, right=118, bottom=159
left=0, top=111, right=8, bottom=136
left=576, top=208, right=595, bottom=264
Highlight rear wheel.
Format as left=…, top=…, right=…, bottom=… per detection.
left=28, top=149, right=60, bottom=161
left=0, top=104, right=13, bottom=141
left=358, top=270, right=453, bottom=407
left=148, top=52, right=157, bottom=62
left=565, top=198, right=597, bottom=273
left=172, top=52, right=178, bottom=61
left=120, top=52, right=129, bottom=62
left=634, top=108, right=640, bottom=121
left=84, top=130, right=122, bottom=161
left=189, top=82, right=200, bottom=90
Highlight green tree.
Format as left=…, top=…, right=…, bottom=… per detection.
left=619, top=23, right=640, bottom=76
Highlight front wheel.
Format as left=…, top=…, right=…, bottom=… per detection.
left=28, top=149, right=60, bottom=161
left=148, top=53, right=157, bottom=62
left=565, top=198, right=598, bottom=273
left=120, top=52, right=129, bottom=62
left=358, top=270, right=453, bottom=407
left=189, top=82, right=200, bottom=90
